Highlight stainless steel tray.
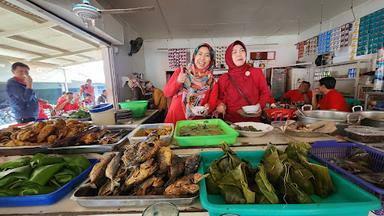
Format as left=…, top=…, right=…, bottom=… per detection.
left=46, top=125, right=133, bottom=154
left=72, top=181, right=198, bottom=208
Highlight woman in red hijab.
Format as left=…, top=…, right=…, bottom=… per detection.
left=164, top=43, right=218, bottom=125
left=216, top=40, right=271, bottom=123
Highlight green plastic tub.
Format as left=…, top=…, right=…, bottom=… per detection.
left=199, top=150, right=381, bottom=216
left=119, top=100, right=148, bottom=118
left=174, top=119, right=239, bottom=147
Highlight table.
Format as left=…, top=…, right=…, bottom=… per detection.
left=0, top=129, right=378, bottom=216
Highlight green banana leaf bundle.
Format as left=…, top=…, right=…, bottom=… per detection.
left=280, top=163, right=313, bottom=204
left=254, top=164, right=279, bottom=204
left=206, top=142, right=336, bottom=204
left=206, top=143, right=243, bottom=194
left=0, top=154, right=90, bottom=196
left=263, top=145, right=284, bottom=184
left=217, top=163, right=255, bottom=204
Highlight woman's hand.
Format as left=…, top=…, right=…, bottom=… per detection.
left=237, top=108, right=262, bottom=118
left=216, top=103, right=226, bottom=114
left=177, top=67, right=187, bottom=84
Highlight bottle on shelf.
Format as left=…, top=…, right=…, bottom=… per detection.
left=373, top=43, right=384, bottom=91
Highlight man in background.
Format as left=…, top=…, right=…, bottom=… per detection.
left=55, top=92, right=79, bottom=113
left=38, top=99, right=54, bottom=119
left=282, top=81, right=312, bottom=105
left=79, top=79, right=95, bottom=102
left=312, top=77, right=349, bottom=112
left=82, top=93, right=94, bottom=109
left=6, top=62, right=38, bottom=123
left=97, top=89, right=107, bottom=104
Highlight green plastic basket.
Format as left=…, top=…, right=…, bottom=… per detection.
left=199, top=150, right=381, bottom=216
left=119, top=100, right=148, bottom=118
left=174, top=119, right=239, bottom=147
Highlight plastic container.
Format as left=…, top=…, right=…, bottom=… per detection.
left=127, top=123, right=174, bottom=145
left=174, top=119, right=239, bottom=147
left=89, top=103, right=115, bottom=125
left=0, top=159, right=97, bottom=207
left=344, top=126, right=384, bottom=143
left=119, top=100, right=148, bottom=118
left=310, top=140, right=384, bottom=215
left=199, top=150, right=381, bottom=216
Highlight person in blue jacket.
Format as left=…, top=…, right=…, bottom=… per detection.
left=6, top=62, right=38, bottom=123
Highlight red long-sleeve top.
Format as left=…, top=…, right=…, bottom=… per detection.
left=163, top=68, right=218, bottom=125
left=218, top=67, right=271, bottom=123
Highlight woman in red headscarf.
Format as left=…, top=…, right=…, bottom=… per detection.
left=164, top=43, right=218, bottom=125
left=216, top=40, right=271, bottom=123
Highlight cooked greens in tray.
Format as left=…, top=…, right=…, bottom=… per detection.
left=179, top=124, right=225, bottom=136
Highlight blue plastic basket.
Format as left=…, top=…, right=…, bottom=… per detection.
left=310, top=140, right=384, bottom=215
left=0, top=159, right=97, bottom=207
left=199, top=150, right=381, bottom=216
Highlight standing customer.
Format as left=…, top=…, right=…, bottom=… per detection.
left=97, top=89, right=108, bottom=104
left=79, top=79, right=95, bottom=102
left=6, top=62, right=39, bottom=123
left=164, top=43, right=218, bottom=125
left=215, top=40, right=271, bottom=123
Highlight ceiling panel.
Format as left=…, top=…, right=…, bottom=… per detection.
left=0, top=1, right=102, bottom=67
left=100, top=0, right=368, bottom=39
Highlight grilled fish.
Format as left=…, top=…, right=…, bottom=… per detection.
left=135, top=133, right=160, bottom=163
left=124, top=158, right=158, bottom=189
left=157, top=147, right=172, bottom=174
left=166, top=155, right=185, bottom=185
left=89, top=153, right=115, bottom=188
left=184, top=154, right=200, bottom=175
left=164, top=173, right=206, bottom=196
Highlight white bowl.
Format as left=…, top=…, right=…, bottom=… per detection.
left=232, top=122, right=273, bottom=137
left=242, top=104, right=260, bottom=114
left=191, top=106, right=207, bottom=116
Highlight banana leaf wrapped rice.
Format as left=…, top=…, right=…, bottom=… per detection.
left=206, top=142, right=335, bottom=204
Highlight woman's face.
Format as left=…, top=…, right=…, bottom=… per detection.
left=232, top=44, right=246, bottom=67
left=194, top=46, right=211, bottom=70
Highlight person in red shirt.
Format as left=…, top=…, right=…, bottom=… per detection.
left=312, top=77, right=349, bottom=112
left=79, top=79, right=95, bottom=102
left=283, top=81, right=312, bottom=105
left=38, top=99, right=53, bottom=119
left=215, top=40, right=272, bottom=123
left=55, top=92, right=80, bottom=113
left=164, top=43, right=218, bottom=125
left=81, top=93, right=94, bottom=110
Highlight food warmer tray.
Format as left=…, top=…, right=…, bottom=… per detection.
left=46, top=125, right=133, bottom=154
left=72, top=180, right=197, bottom=208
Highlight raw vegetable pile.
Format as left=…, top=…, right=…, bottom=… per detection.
left=69, top=110, right=91, bottom=119
left=206, top=143, right=335, bottom=204
left=0, top=154, right=90, bottom=196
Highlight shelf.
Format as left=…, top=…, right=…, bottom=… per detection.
left=365, top=91, right=384, bottom=96
left=316, top=60, right=369, bottom=68
left=335, top=78, right=356, bottom=80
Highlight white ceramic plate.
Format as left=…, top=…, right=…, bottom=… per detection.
left=232, top=122, right=273, bottom=137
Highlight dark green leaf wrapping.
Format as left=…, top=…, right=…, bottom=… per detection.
left=255, top=165, right=280, bottom=204
left=263, top=146, right=284, bottom=184
left=307, top=163, right=335, bottom=198
left=217, top=163, right=255, bottom=204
